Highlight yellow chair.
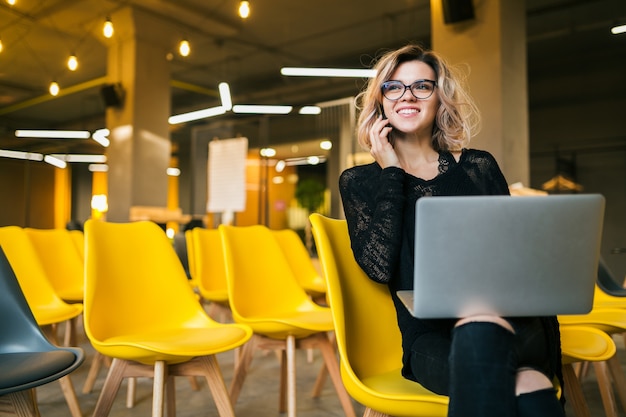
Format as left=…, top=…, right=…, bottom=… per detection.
left=84, top=219, right=253, bottom=417
left=0, top=225, right=84, bottom=417
left=219, top=224, right=356, bottom=417
left=189, top=228, right=232, bottom=321
left=272, top=229, right=327, bottom=301
left=559, top=324, right=618, bottom=417
left=559, top=308, right=626, bottom=417
left=24, top=228, right=84, bottom=304
left=309, top=214, right=448, bottom=417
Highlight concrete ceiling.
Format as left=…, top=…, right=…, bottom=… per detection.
left=1, top=0, right=625, bottom=158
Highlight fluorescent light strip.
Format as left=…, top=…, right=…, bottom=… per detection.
left=44, top=155, right=67, bottom=168
left=92, top=128, right=110, bottom=147
left=169, top=106, right=226, bottom=124
left=233, top=105, right=293, bottom=114
left=611, top=24, right=626, bottom=34
left=167, top=167, right=181, bottom=176
left=0, top=149, right=44, bottom=161
left=280, top=67, right=377, bottom=78
left=219, top=82, right=233, bottom=111
left=89, top=164, right=109, bottom=172
left=299, top=106, right=321, bottom=115
left=15, top=130, right=91, bottom=139
left=50, top=154, right=107, bottom=163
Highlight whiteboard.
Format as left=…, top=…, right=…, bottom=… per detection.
left=207, top=137, right=248, bottom=212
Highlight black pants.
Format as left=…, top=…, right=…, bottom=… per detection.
left=409, top=318, right=565, bottom=417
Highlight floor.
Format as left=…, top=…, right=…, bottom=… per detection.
left=33, top=311, right=626, bottom=417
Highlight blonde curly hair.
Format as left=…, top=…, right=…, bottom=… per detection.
left=355, top=44, right=480, bottom=152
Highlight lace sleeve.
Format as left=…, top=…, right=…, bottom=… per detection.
left=339, top=165, right=406, bottom=283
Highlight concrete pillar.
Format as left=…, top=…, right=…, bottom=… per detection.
left=104, top=7, right=171, bottom=221
left=431, top=0, right=529, bottom=185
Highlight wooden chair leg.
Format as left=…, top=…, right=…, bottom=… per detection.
left=126, top=377, right=136, bottom=408
left=152, top=360, right=167, bottom=417
left=197, top=356, right=235, bottom=417
left=92, top=359, right=129, bottom=417
left=83, top=352, right=104, bottom=394
left=563, top=363, right=591, bottom=417
left=593, top=361, right=619, bottom=417
left=607, top=354, right=626, bottom=413
left=1, top=389, right=40, bottom=417
left=311, top=363, right=328, bottom=398
left=315, top=333, right=356, bottom=417
left=228, top=336, right=257, bottom=405
left=165, top=374, right=176, bottom=417
left=286, top=334, right=297, bottom=417
left=363, top=408, right=391, bottom=417
left=57, top=375, right=82, bottom=417
left=279, top=349, right=287, bottom=413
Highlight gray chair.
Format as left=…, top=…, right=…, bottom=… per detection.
left=0, top=246, right=84, bottom=417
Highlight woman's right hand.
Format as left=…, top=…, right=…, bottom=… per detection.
left=369, top=115, right=400, bottom=169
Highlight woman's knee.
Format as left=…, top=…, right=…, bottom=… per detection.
left=455, top=314, right=515, bottom=333
left=515, top=368, right=554, bottom=395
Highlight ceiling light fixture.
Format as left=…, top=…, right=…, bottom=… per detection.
left=103, top=17, right=114, bottom=38
left=49, top=81, right=60, bottom=96
left=178, top=39, right=190, bottom=57
left=238, top=1, right=250, bottom=19
left=92, top=128, right=110, bottom=147
left=169, top=106, right=227, bottom=124
left=0, top=37, right=3, bottom=53
left=89, top=164, right=109, bottom=172
left=299, top=106, right=321, bottom=115
left=280, top=67, right=377, bottom=78
left=166, top=167, right=181, bottom=176
left=320, top=140, right=332, bottom=150
left=611, top=24, right=626, bottom=34
left=233, top=104, right=293, bottom=114
left=67, top=54, right=78, bottom=71
left=50, top=154, right=107, bottom=163
left=0, top=149, right=44, bottom=161
left=7, top=0, right=16, bottom=5
left=16, top=130, right=91, bottom=139
left=44, top=155, right=67, bottom=169
left=219, top=82, right=233, bottom=111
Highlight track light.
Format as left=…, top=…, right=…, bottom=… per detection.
left=67, top=54, right=78, bottom=71
left=238, top=1, right=250, bottom=19
left=218, top=82, right=232, bottom=111
left=178, top=39, right=190, bottom=57
left=103, top=17, right=114, bottom=38
left=49, top=81, right=59, bottom=96
left=611, top=24, right=626, bottom=35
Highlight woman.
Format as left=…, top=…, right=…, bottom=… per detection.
left=339, top=44, right=564, bottom=417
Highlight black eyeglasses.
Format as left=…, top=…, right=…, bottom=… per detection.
left=381, top=79, right=437, bottom=101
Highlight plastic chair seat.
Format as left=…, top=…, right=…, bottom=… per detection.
left=560, top=325, right=616, bottom=363
left=31, top=303, right=83, bottom=327
left=0, top=351, right=78, bottom=392
left=96, top=325, right=252, bottom=364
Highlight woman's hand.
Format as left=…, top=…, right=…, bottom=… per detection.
left=369, top=115, right=400, bottom=169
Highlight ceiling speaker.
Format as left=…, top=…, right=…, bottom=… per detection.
left=100, top=83, right=124, bottom=108
left=442, top=0, right=475, bottom=24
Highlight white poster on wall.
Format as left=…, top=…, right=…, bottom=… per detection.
left=207, top=137, right=248, bottom=213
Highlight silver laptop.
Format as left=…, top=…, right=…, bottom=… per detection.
left=397, top=194, right=605, bottom=318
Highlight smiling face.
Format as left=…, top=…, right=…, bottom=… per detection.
left=381, top=60, right=440, bottom=139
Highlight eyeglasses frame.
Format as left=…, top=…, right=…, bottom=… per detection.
left=381, top=79, right=438, bottom=101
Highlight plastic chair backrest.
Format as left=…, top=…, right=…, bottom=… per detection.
left=219, top=224, right=316, bottom=319
left=0, top=247, right=84, bottom=395
left=309, top=214, right=403, bottom=379
left=191, top=228, right=228, bottom=297
left=272, top=229, right=327, bottom=295
left=83, top=220, right=215, bottom=343
left=0, top=226, right=79, bottom=325
left=596, top=257, right=625, bottom=295
left=25, top=228, right=84, bottom=301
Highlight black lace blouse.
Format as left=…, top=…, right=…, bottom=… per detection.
left=339, top=148, right=562, bottom=387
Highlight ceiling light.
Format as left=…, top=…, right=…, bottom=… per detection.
left=44, top=155, right=67, bottom=169
left=89, top=164, right=108, bottom=172
left=275, top=160, right=286, bottom=172
left=178, top=39, right=190, bottom=57
left=219, top=82, right=233, bottom=111
left=299, top=106, right=321, bottom=115
left=611, top=24, right=626, bottom=34
left=280, top=67, right=377, bottom=78
left=49, top=81, right=59, bottom=96
left=92, top=128, right=110, bottom=147
left=320, top=140, right=332, bottom=150
left=0, top=37, right=3, bottom=53
left=260, top=148, right=276, bottom=157
left=7, top=0, right=16, bottom=5
left=169, top=106, right=226, bottom=124
left=233, top=105, right=293, bottom=114
left=167, top=167, right=181, bottom=176
left=238, top=1, right=250, bottom=19
left=67, top=54, right=78, bottom=71
left=50, top=154, right=107, bottom=163
left=0, top=149, right=44, bottom=161
left=103, top=17, right=114, bottom=38
left=16, top=130, right=91, bottom=139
